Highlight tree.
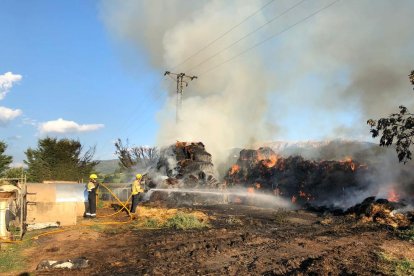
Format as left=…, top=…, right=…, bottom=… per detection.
left=368, top=70, right=414, bottom=163
left=114, top=138, right=159, bottom=170
left=24, top=137, right=99, bottom=182
left=0, top=141, right=13, bottom=176
left=3, top=167, right=25, bottom=179
left=114, top=139, right=135, bottom=169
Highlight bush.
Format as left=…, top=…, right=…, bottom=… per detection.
left=165, top=212, right=207, bottom=230
left=377, top=252, right=414, bottom=276
left=396, top=226, right=414, bottom=242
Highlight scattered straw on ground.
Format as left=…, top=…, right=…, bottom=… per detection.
left=134, top=206, right=210, bottom=227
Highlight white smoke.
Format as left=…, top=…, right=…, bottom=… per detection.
left=101, top=0, right=414, bottom=170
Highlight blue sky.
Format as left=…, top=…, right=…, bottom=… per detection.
left=0, top=1, right=166, bottom=164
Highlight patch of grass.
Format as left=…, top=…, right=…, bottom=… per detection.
left=103, top=227, right=125, bottom=235
left=89, top=224, right=106, bottom=232
left=0, top=244, right=25, bottom=272
left=0, top=237, right=33, bottom=273
left=97, top=199, right=105, bottom=209
left=143, top=218, right=161, bottom=228
left=131, top=207, right=210, bottom=230
left=396, top=226, right=414, bottom=242
left=165, top=212, right=208, bottom=230
left=8, top=225, right=22, bottom=238
left=87, top=224, right=126, bottom=235
left=377, top=252, right=414, bottom=276
left=397, top=259, right=414, bottom=274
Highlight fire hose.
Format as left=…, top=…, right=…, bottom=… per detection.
left=0, top=183, right=136, bottom=243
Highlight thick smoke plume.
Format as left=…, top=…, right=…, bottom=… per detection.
left=102, top=0, right=274, bottom=170
left=101, top=1, right=414, bottom=174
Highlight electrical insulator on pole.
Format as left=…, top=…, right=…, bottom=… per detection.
left=164, top=71, right=197, bottom=123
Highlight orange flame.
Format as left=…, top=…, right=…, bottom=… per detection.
left=247, top=187, right=255, bottom=194
left=340, top=156, right=356, bottom=171
left=387, top=187, right=400, bottom=202
left=229, top=164, right=240, bottom=175
left=263, top=155, right=278, bottom=168
left=176, top=141, right=188, bottom=148
left=257, top=152, right=278, bottom=168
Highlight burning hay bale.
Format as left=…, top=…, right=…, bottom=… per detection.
left=143, top=142, right=230, bottom=207
left=225, top=147, right=368, bottom=207
left=156, top=141, right=219, bottom=188
left=346, top=197, right=413, bottom=229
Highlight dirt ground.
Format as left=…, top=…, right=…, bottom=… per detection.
left=9, top=204, right=414, bottom=275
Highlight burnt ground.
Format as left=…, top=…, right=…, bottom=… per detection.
left=13, top=204, right=414, bottom=276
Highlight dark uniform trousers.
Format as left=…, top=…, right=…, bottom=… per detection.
left=88, top=189, right=97, bottom=215
left=130, top=194, right=140, bottom=213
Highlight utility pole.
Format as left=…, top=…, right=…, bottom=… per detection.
left=164, top=71, right=197, bottom=123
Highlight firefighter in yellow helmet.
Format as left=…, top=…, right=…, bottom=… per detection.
left=86, top=173, right=100, bottom=218
left=130, top=173, right=144, bottom=213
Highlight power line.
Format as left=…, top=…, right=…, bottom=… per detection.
left=96, top=92, right=164, bottom=161
left=186, top=0, right=307, bottom=73
left=108, top=0, right=278, bottom=143
left=199, top=0, right=341, bottom=76
left=98, top=0, right=340, bottom=159
left=117, top=88, right=165, bottom=142
left=170, top=0, right=276, bottom=71
left=107, top=1, right=275, bottom=143
left=115, top=76, right=166, bottom=135
left=120, top=0, right=337, bottom=142
left=95, top=77, right=167, bottom=160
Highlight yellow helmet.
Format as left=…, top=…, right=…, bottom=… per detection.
left=89, top=174, right=98, bottom=179
left=135, top=173, right=142, bottom=179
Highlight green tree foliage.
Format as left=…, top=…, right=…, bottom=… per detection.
left=3, top=167, right=25, bottom=179
left=368, top=70, right=414, bottom=163
left=24, top=137, right=99, bottom=182
left=0, top=141, right=13, bottom=176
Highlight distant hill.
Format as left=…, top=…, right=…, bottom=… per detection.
left=94, top=159, right=120, bottom=175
